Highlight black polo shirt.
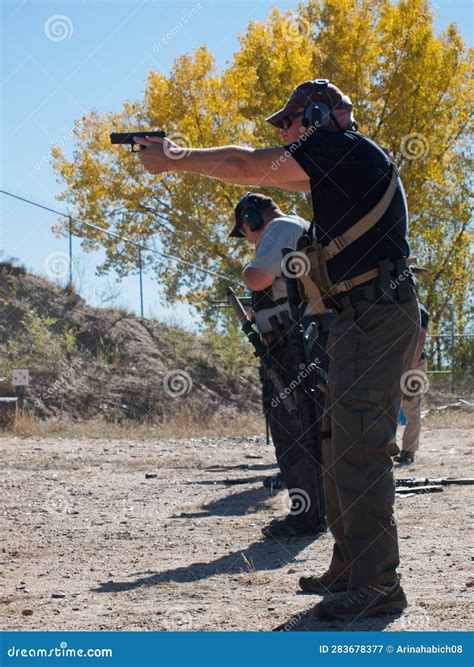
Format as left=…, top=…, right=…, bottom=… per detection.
left=286, top=130, right=410, bottom=284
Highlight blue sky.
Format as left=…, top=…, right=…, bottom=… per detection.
left=1, top=0, right=472, bottom=327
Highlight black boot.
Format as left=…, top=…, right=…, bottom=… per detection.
left=314, top=579, right=407, bottom=620
left=394, top=450, right=414, bottom=465
left=263, top=472, right=286, bottom=491
left=262, top=516, right=325, bottom=539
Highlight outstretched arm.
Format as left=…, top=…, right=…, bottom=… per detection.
left=219, top=175, right=310, bottom=193
left=135, top=136, right=309, bottom=191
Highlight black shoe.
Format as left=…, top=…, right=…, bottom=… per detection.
left=314, top=579, right=407, bottom=620
left=394, top=451, right=414, bottom=465
left=263, top=472, right=286, bottom=491
left=299, top=570, right=349, bottom=594
left=262, top=517, right=325, bottom=540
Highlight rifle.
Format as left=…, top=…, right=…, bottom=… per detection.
left=110, top=131, right=165, bottom=152
left=396, top=477, right=474, bottom=488
left=279, top=247, right=327, bottom=523
left=226, top=288, right=297, bottom=415
left=396, top=485, right=443, bottom=495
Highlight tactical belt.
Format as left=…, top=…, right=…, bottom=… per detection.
left=296, top=162, right=421, bottom=314
left=331, top=273, right=414, bottom=311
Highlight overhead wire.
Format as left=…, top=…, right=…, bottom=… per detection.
left=0, top=189, right=245, bottom=287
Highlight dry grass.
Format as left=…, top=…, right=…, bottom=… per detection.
left=423, top=406, right=474, bottom=429
left=6, top=408, right=264, bottom=440
left=4, top=397, right=472, bottom=440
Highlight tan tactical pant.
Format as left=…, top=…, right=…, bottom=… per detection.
left=323, top=290, right=420, bottom=587
left=401, top=357, right=428, bottom=453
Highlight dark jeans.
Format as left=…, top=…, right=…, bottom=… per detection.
left=261, top=325, right=331, bottom=529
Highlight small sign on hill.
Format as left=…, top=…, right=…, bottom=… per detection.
left=12, top=369, right=29, bottom=386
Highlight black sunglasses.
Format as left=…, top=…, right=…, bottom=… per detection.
left=281, top=111, right=304, bottom=130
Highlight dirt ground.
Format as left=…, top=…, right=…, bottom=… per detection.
left=1, top=416, right=473, bottom=632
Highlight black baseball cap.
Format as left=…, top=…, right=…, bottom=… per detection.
left=229, top=192, right=274, bottom=238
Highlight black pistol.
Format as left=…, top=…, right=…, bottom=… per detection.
left=110, top=131, right=166, bottom=152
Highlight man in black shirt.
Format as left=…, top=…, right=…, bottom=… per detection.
left=136, top=79, right=420, bottom=620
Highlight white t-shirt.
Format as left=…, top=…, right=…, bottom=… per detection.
left=249, top=214, right=310, bottom=334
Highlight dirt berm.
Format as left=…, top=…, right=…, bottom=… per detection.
left=0, top=262, right=260, bottom=423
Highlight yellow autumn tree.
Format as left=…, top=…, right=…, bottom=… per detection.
left=52, top=0, right=472, bottom=330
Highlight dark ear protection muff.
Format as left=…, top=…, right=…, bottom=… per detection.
left=240, top=193, right=265, bottom=232
left=302, top=79, right=332, bottom=129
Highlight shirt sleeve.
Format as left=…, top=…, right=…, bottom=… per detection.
left=249, top=221, right=301, bottom=276
left=285, top=131, right=362, bottom=180
left=284, top=133, right=326, bottom=180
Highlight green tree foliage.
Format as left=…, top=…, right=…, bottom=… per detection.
left=52, top=0, right=472, bottom=329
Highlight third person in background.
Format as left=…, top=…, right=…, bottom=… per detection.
left=394, top=303, right=430, bottom=465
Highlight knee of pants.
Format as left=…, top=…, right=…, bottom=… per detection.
left=330, top=389, right=395, bottom=464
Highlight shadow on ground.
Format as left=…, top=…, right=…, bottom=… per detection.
left=91, top=532, right=320, bottom=594
left=273, top=593, right=401, bottom=631
left=175, top=484, right=281, bottom=518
